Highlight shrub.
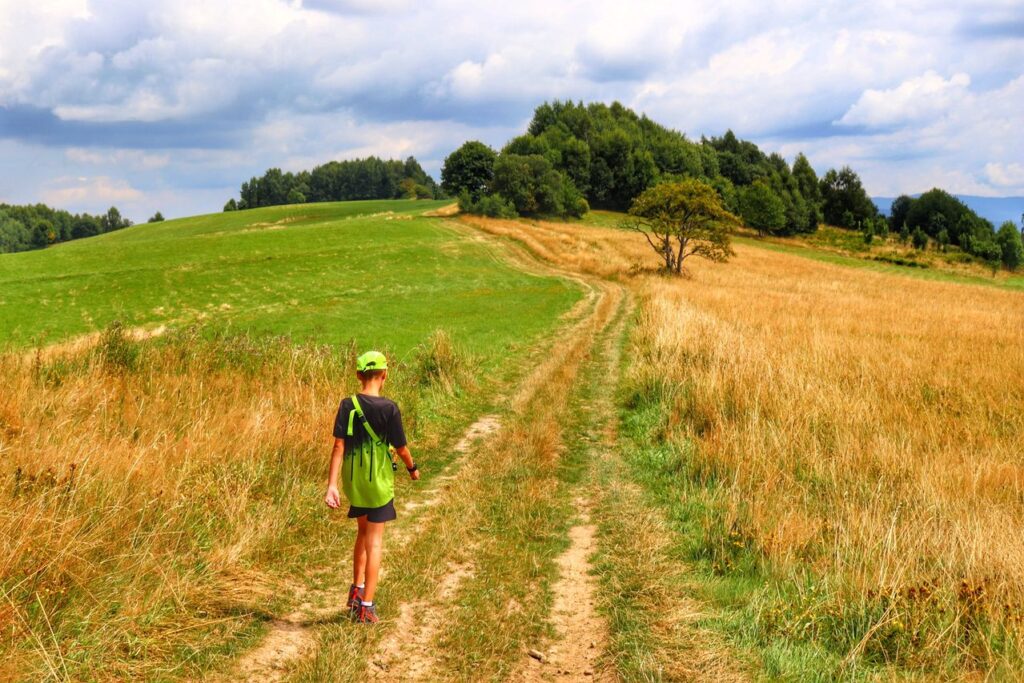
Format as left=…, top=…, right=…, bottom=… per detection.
left=458, top=191, right=517, bottom=219
left=410, top=330, right=473, bottom=394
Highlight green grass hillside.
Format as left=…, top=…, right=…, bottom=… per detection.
left=0, top=200, right=580, bottom=362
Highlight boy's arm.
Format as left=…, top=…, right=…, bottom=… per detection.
left=394, top=445, right=420, bottom=481
left=325, top=438, right=345, bottom=508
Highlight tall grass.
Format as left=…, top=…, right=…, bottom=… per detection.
left=467, top=215, right=1024, bottom=676
left=625, top=255, right=1024, bottom=674
left=0, top=326, right=467, bottom=679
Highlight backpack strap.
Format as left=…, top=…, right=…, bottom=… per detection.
left=350, top=395, right=383, bottom=444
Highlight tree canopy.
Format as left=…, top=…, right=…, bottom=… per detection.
left=441, top=141, right=497, bottom=200
left=996, top=221, right=1023, bottom=270
left=0, top=203, right=132, bottom=254
left=626, top=178, right=738, bottom=274
left=458, top=100, right=831, bottom=228
left=229, top=156, right=440, bottom=210
left=888, top=189, right=1005, bottom=264
left=819, top=166, right=877, bottom=228
left=739, top=181, right=786, bottom=236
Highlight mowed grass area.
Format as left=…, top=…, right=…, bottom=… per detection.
left=0, top=199, right=580, bottom=364
left=464, top=215, right=1024, bottom=678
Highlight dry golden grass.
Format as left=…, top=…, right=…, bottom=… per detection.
left=467, top=214, right=1024, bottom=671
left=0, top=329, right=438, bottom=679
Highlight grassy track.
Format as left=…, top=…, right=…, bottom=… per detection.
left=0, top=200, right=579, bottom=364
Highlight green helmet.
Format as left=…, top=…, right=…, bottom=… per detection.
left=356, top=350, right=388, bottom=372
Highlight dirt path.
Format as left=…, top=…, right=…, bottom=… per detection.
left=217, top=213, right=745, bottom=681
left=516, top=267, right=631, bottom=682
left=221, top=411, right=503, bottom=683
left=520, top=501, right=607, bottom=681
left=221, top=241, right=605, bottom=680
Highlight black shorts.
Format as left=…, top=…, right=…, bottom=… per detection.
left=347, top=498, right=397, bottom=523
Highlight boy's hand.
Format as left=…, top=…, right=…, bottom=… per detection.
left=409, top=469, right=420, bottom=481
left=325, top=485, right=341, bottom=509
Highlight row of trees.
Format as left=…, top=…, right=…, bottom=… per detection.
left=225, top=156, right=441, bottom=211
left=442, top=101, right=878, bottom=233
left=0, top=204, right=133, bottom=254
left=886, top=189, right=1022, bottom=269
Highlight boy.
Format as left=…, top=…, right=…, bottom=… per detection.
left=325, top=350, right=419, bottom=624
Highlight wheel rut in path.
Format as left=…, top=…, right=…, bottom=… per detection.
left=518, top=280, right=631, bottom=683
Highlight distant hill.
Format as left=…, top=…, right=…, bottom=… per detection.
left=873, top=194, right=1024, bottom=227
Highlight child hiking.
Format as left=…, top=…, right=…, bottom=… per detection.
left=325, top=350, right=419, bottom=624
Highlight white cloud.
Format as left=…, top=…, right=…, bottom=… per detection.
left=66, top=148, right=170, bottom=169
left=838, top=71, right=971, bottom=127
left=1, top=0, right=1022, bottom=216
left=41, top=175, right=143, bottom=205
left=986, top=162, right=1024, bottom=188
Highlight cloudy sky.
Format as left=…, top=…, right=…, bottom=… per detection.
left=1, top=0, right=1022, bottom=221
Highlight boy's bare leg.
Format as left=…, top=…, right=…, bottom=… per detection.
left=353, top=516, right=368, bottom=586
left=362, top=521, right=386, bottom=602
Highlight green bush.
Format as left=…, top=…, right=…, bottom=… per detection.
left=458, top=191, right=517, bottom=218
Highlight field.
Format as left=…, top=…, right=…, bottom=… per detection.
left=2, top=201, right=1024, bottom=680
left=465, top=214, right=1024, bottom=678
left=0, top=200, right=578, bottom=362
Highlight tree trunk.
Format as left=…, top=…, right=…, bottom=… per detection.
left=675, top=237, right=688, bottom=273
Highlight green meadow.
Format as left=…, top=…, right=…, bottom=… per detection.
left=0, top=199, right=580, bottom=362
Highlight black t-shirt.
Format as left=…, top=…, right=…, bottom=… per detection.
left=333, top=394, right=407, bottom=450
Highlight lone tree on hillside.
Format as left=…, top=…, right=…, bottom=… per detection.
left=626, top=178, right=739, bottom=275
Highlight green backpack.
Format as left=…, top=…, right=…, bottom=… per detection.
left=341, top=395, right=397, bottom=508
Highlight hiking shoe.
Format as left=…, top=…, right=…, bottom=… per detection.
left=347, top=584, right=364, bottom=618
left=355, top=603, right=379, bottom=624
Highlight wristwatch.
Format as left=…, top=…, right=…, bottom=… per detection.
left=407, top=463, right=418, bottom=473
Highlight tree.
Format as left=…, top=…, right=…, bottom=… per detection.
left=441, top=141, right=497, bottom=200
left=911, top=226, right=928, bottom=250
left=101, top=206, right=131, bottom=233
left=819, top=166, right=876, bottom=227
left=286, top=188, right=306, bottom=204
left=996, top=220, right=1023, bottom=270
left=490, top=153, right=586, bottom=217
left=889, top=195, right=913, bottom=232
left=626, top=179, right=739, bottom=275
left=148, top=211, right=165, bottom=223
left=224, top=198, right=238, bottom=212
left=791, top=152, right=822, bottom=230
left=738, top=181, right=786, bottom=236
left=977, top=240, right=1002, bottom=276
left=792, top=153, right=821, bottom=205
